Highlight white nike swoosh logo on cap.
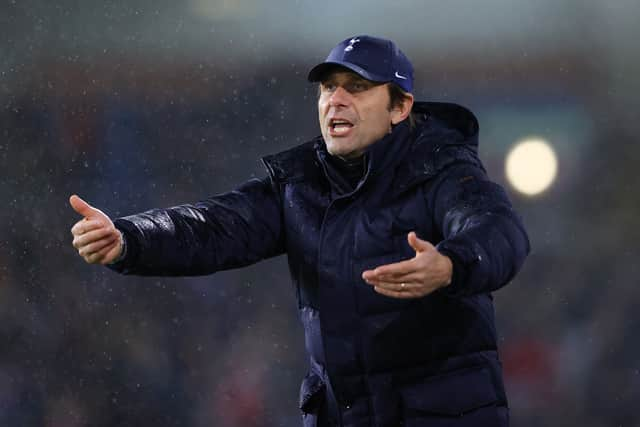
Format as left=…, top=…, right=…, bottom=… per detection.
left=395, top=71, right=408, bottom=80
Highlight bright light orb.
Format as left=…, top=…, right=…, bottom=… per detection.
left=505, top=138, right=558, bottom=196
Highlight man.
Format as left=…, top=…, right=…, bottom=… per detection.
left=70, top=35, right=530, bottom=427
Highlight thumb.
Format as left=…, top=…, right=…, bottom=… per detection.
left=69, top=194, right=103, bottom=219
left=407, top=231, right=432, bottom=253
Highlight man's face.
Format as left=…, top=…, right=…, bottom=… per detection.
left=318, top=70, right=399, bottom=159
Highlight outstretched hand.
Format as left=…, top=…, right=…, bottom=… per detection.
left=69, top=195, right=123, bottom=265
left=361, top=232, right=453, bottom=299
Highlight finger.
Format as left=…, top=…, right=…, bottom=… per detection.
left=78, top=235, right=118, bottom=257
left=363, top=273, right=421, bottom=288
left=407, top=231, right=432, bottom=253
left=69, top=194, right=102, bottom=219
left=100, top=243, right=124, bottom=265
left=84, top=251, right=105, bottom=264
left=95, top=241, right=118, bottom=259
left=73, top=227, right=115, bottom=249
left=71, top=220, right=104, bottom=236
left=369, top=281, right=417, bottom=292
left=83, top=241, right=115, bottom=264
left=362, top=258, right=417, bottom=280
left=373, top=286, right=418, bottom=299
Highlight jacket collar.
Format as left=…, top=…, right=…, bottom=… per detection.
left=261, top=101, right=481, bottom=189
left=314, top=120, right=412, bottom=197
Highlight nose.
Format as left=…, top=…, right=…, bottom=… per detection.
left=328, top=86, right=351, bottom=107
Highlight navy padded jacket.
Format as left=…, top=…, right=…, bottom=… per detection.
left=109, top=101, right=530, bottom=427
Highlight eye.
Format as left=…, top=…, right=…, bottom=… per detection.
left=321, top=82, right=336, bottom=93
left=347, top=81, right=369, bottom=93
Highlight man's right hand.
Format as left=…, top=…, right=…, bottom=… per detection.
left=69, top=195, right=123, bottom=264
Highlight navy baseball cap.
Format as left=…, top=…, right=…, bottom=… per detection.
left=308, top=35, right=414, bottom=93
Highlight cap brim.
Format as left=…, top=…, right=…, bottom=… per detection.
left=307, top=61, right=390, bottom=84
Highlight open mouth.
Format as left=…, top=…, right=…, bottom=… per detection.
left=329, top=118, right=354, bottom=135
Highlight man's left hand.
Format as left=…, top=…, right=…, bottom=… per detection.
left=361, top=232, right=453, bottom=299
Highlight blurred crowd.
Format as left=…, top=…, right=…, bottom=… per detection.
left=1, top=55, right=639, bottom=427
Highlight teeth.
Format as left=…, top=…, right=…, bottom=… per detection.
left=333, top=124, right=351, bottom=133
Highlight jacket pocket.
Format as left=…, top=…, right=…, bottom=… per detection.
left=399, top=365, right=498, bottom=417
left=299, top=372, right=326, bottom=414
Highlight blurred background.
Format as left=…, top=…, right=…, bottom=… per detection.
left=1, top=0, right=639, bottom=426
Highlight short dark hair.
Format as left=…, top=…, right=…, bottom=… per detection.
left=387, top=83, right=415, bottom=129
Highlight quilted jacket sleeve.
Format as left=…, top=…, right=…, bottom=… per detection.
left=429, top=162, right=530, bottom=297
left=107, top=177, right=285, bottom=276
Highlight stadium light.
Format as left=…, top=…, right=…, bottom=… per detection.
left=505, top=137, right=558, bottom=197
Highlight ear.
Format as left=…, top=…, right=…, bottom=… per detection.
left=390, top=93, right=414, bottom=125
